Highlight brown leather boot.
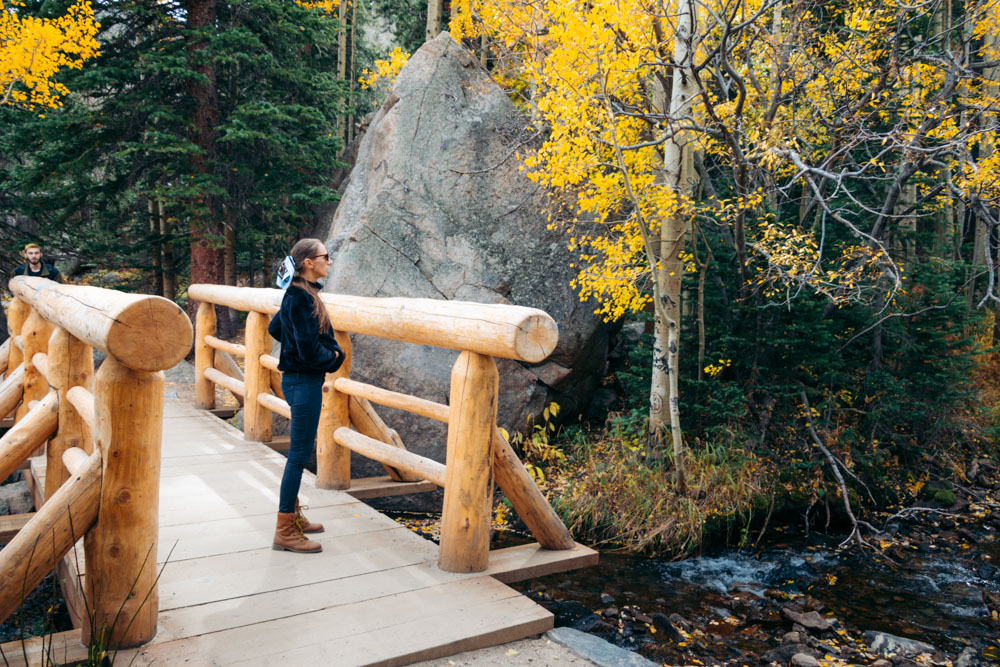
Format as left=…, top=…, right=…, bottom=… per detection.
left=273, top=512, right=322, bottom=553
left=295, top=500, right=324, bottom=534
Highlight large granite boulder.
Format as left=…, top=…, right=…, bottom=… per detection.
left=319, top=32, right=612, bottom=476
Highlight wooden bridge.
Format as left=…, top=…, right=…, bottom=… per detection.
left=0, top=277, right=596, bottom=666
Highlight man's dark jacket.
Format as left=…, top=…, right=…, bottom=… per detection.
left=14, top=263, right=61, bottom=282
left=267, top=282, right=344, bottom=375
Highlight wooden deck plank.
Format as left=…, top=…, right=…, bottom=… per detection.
left=156, top=529, right=438, bottom=610
left=0, top=629, right=88, bottom=667
left=121, top=577, right=546, bottom=666
left=0, top=512, right=33, bottom=543
left=159, top=506, right=401, bottom=563
left=150, top=560, right=467, bottom=641
left=485, top=542, right=600, bottom=584
left=289, top=595, right=552, bottom=667
left=345, top=475, right=438, bottom=499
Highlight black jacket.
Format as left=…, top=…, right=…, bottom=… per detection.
left=268, top=282, right=345, bottom=375
left=14, top=263, right=61, bottom=282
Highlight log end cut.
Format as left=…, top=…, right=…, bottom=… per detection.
left=108, top=298, right=193, bottom=372
left=514, top=313, right=559, bottom=364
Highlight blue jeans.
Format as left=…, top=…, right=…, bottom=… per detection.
left=278, top=372, right=324, bottom=514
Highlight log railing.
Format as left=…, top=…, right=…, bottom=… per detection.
left=0, top=276, right=192, bottom=649
left=189, top=284, right=576, bottom=573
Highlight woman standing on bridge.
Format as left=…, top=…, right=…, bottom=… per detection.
left=267, top=238, right=345, bottom=553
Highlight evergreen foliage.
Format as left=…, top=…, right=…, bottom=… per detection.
left=0, top=0, right=351, bottom=289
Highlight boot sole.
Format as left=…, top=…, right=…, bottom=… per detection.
left=303, top=528, right=325, bottom=534
left=272, top=543, right=323, bottom=553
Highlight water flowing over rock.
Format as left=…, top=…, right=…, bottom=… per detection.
left=318, top=32, right=612, bottom=481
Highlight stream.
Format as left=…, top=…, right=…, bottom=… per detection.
left=509, top=510, right=1000, bottom=665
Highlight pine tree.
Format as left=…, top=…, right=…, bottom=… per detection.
left=0, top=0, right=348, bottom=302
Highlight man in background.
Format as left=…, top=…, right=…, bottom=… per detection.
left=13, top=243, right=61, bottom=282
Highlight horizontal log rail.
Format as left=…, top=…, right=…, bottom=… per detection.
left=213, top=350, right=246, bottom=408
left=203, top=367, right=246, bottom=398
left=188, top=284, right=558, bottom=363
left=333, top=378, right=450, bottom=423
left=0, top=338, right=9, bottom=376
left=334, top=428, right=447, bottom=487
left=0, top=364, right=25, bottom=420
left=191, top=283, right=577, bottom=575
left=0, top=391, right=58, bottom=483
left=31, top=352, right=49, bottom=384
left=205, top=335, right=246, bottom=358
left=349, top=396, right=420, bottom=483
left=67, top=386, right=96, bottom=432
left=10, top=276, right=192, bottom=373
left=257, top=392, right=291, bottom=419
left=63, top=446, right=90, bottom=475
left=0, top=448, right=101, bottom=627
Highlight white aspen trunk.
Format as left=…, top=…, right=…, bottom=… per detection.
left=426, top=0, right=442, bottom=42
left=937, top=0, right=955, bottom=257
left=766, top=1, right=783, bottom=214
left=338, top=0, right=348, bottom=148
left=896, top=181, right=917, bottom=261
left=650, top=0, right=694, bottom=490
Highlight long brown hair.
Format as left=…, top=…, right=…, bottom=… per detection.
left=289, top=238, right=332, bottom=334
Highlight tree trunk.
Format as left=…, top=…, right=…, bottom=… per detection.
left=223, top=206, right=236, bottom=287
left=650, top=0, right=694, bottom=491
left=159, top=200, right=176, bottom=302
left=348, top=0, right=357, bottom=146
left=426, top=0, right=442, bottom=42
left=338, top=0, right=348, bottom=148
left=185, top=0, right=223, bottom=321
left=149, top=198, right=163, bottom=296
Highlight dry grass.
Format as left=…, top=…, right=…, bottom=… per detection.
left=549, top=416, right=767, bottom=556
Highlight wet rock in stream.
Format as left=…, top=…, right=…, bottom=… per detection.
left=864, top=630, right=938, bottom=659
left=781, top=608, right=834, bottom=631
left=790, top=653, right=819, bottom=667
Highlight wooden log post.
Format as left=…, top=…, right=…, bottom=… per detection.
left=16, top=309, right=54, bottom=423
left=243, top=311, right=272, bottom=442
left=195, top=301, right=217, bottom=409
left=47, top=327, right=96, bottom=498
left=317, top=331, right=352, bottom=489
left=0, top=449, right=101, bottom=625
left=6, top=297, right=30, bottom=376
left=83, top=358, right=163, bottom=648
left=439, top=351, right=498, bottom=573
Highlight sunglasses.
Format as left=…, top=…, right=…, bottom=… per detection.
left=311, top=253, right=331, bottom=261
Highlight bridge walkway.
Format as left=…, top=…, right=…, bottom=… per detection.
left=7, top=399, right=595, bottom=666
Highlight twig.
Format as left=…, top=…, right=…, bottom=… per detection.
left=753, top=495, right=776, bottom=550
left=880, top=506, right=957, bottom=531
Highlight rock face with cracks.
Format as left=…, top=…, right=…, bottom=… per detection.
left=317, top=33, right=612, bottom=484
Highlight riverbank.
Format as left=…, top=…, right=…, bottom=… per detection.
left=511, top=467, right=1000, bottom=666
left=391, top=459, right=999, bottom=666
